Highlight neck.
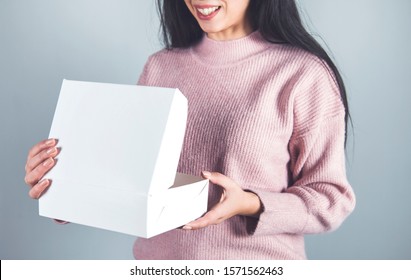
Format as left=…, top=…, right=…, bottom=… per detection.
left=191, top=30, right=273, bottom=66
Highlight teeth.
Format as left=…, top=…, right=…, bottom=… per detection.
left=197, top=6, right=219, bottom=16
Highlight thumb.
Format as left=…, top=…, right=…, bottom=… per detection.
left=201, top=171, right=234, bottom=191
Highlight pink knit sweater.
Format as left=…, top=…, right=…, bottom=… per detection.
left=133, top=31, right=355, bottom=259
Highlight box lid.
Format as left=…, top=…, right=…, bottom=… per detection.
left=45, top=79, right=188, bottom=195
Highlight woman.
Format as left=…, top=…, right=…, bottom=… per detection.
left=24, top=0, right=355, bottom=259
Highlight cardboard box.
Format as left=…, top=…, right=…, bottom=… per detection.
left=39, top=80, right=209, bottom=238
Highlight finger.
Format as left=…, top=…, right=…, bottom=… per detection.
left=25, top=146, right=59, bottom=173
left=183, top=209, right=223, bottom=230
left=201, top=171, right=235, bottom=190
left=29, top=179, right=51, bottom=199
left=27, top=138, right=57, bottom=162
left=24, top=157, right=56, bottom=187
left=183, top=218, right=210, bottom=230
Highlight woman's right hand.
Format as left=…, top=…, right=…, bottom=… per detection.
left=24, top=138, right=59, bottom=199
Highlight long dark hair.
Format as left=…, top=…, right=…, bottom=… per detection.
left=156, top=0, right=351, bottom=143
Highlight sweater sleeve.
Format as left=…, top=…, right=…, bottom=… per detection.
left=247, top=59, right=356, bottom=236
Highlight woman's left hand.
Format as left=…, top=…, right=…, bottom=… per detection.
left=182, top=171, right=262, bottom=230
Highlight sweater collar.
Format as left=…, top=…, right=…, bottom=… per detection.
left=190, top=31, right=272, bottom=66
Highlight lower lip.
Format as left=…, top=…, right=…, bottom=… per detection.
left=196, top=7, right=220, bottom=20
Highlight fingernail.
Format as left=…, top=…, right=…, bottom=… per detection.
left=183, top=225, right=192, bottom=230
left=45, top=139, right=55, bottom=146
left=202, top=171, right=211, bottom=177
left=40, top=179, right=49, bottom=186
left=36, top=180, right=49, bottom=199
left=46, top=147, right=57, bottom=155
left=43, top=158, right=54, bottom=166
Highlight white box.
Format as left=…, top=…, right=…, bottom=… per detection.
left=39, top=80, right=209, bottom=238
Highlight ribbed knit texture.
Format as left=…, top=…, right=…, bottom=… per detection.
left=133, top=31, right=355, bottom=260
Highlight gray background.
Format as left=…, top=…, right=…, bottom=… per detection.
left=1, top=0, right=410, bottom=259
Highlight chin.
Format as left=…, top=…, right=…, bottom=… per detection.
left=198, top=24, right=224, bottom=35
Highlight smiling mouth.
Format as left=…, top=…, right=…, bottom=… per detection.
left=195, top=5, right=221, bottom=19
left=197, top=6, right=221, bottom=16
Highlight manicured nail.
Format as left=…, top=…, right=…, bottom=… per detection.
left=202, top=171, right=211, bottom=177
left=36, top=180, right=49, bottom=198
left=45, top=139, right=55, bottom=146
left=46, top=147, right=56, bottom=155
left=183, top=225, right=192, bottom=230
left=43, top=158, right=54, bottom=166
left=39, top=179, right=49, bottom=187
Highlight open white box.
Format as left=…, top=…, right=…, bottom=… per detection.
left=39, top=80, right=209, bottom=238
